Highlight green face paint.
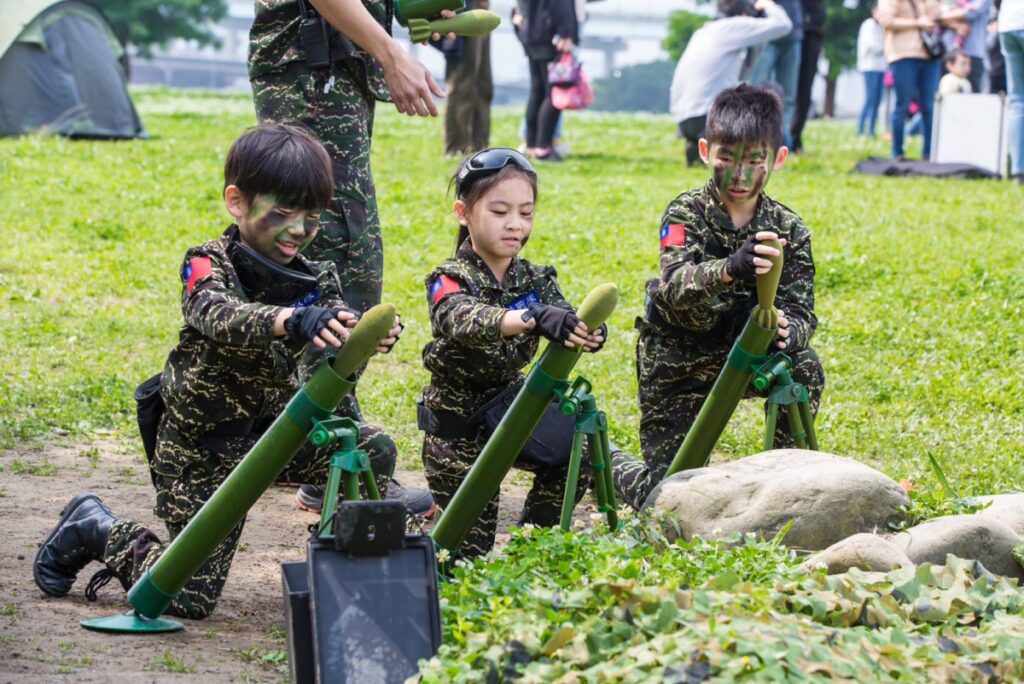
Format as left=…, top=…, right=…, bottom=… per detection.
left=238, top=194, right=321, bottom=264
left=709, top=141, right=774, bottom=207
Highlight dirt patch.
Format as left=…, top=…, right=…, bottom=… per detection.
left=0, top=437, right=588, bottom=682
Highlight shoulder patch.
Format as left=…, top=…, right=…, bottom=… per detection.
left=428, top=274, right=462, bottom=304
left=660, top=223, right=686, bottom=250
left=182, top=256, right=212, bottom=293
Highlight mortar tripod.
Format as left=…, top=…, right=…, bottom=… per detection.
left=556, top=376, right=619, bottom=533
left=752, top=352, right=819, bottom=451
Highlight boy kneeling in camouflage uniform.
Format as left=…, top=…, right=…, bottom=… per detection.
left=613, top=85, right=824, bottom=510
left=33, top=124, right=401, bottom=619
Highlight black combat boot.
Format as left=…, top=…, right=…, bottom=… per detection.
left=34, top=493, right=116, bottom=597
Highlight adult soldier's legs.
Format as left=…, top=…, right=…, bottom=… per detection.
left=252, top=62, right=381, bottom=314
left=422, top=435, right=499, bottom=559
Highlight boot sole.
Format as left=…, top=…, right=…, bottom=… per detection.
left=33, top=492, right=102, bottom=597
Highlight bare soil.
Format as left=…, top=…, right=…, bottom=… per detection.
left=0, top=437, right=558, bottom=682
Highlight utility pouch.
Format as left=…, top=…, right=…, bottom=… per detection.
left=135, top=373, right=164, bottom=477
left=299, top=15, right=332, bottom=69
left=471, top=385, right=575, bottom=469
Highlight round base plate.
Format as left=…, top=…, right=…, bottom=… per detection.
left=81, top=611, right=183, bottom=633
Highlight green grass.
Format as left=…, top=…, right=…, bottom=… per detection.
left=1, top=87, right=1022, bottom=498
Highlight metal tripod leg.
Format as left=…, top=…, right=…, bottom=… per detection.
left=560, top=431, right=586, bottom=531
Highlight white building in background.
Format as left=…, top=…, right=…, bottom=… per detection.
left=130, top=0, right=859, bottom=116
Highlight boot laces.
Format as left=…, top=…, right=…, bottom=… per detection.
left=84, top=567, right=116, bottom=602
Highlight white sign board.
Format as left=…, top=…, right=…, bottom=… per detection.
left=931, top=93, right=1008, bottom=177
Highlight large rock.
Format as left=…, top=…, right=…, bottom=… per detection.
left=643, top=449, right=909, bottom=551
left=801, top=533, right=913, bottom=575
left=890, top=515, right=1024, bottom=581
left=974, top=493, right=1024, bottom=536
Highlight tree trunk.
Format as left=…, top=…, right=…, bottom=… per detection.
left=824, top=76, right=837, bottom=118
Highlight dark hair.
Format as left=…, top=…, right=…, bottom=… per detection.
left=224, top=123, right=333, bottom=212
left=450, top=161, right=538, bottom=253
left=706, top=83, right=784, bottom=151
left=718, top=0, right=757, bottom=18
left=944, top=48, right=967, bottom=66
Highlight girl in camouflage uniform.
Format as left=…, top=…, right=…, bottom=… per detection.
left=419, top=148, right=606, bottom=559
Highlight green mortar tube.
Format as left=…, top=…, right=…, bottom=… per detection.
left=663, top=241, right=784, bottom=476
left=395, top=0, right=464, bottom=26
left=127, top=304, right=397, bottom=619
left=408, top=10, right=501, bottom=44
left=430, top=284, right=619, bottom=552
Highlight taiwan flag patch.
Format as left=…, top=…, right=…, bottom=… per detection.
left=428, top=275, right=461, bottom=304
left=660, top=223, right=686, bottom=250
left=181, top=256, right=212, bottom=293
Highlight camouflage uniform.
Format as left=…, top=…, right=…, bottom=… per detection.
left=249, top=0, right=392, bottom=316
left=421, top=241, right=589, bottom=559
left=613, top=180, right=824, bottom=510
left=102, top=226, right=397, bottom=619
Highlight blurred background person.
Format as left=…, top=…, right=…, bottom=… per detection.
left=437, top=0, right=493, bottom=157
left=858, top=4, right=888, bottom=137
left=1000, top=0, right=1024, bottom=180
left=522, top=0, right=578, bottom=161
left=748, top=0, right=804, bottom=147
left=791, top=0, right=827, bottom=153
left=877, top=0, right=943, bottom=160
left=669, top=0, right=793, bottom=166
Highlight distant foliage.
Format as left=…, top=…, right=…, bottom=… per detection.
left=94, top=0, right=228, bottom=56
left=823, top=0, right=872, bottom=79
left=662, top=10, right=712, bottom=63
left=591, top=61, right=675, bottom=114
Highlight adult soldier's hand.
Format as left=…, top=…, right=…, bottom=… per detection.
left=723, top=231, right=787, bottom=283
left=310, top=0, right=446, bottom=116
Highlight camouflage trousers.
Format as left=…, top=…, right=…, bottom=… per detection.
left=613, top=331, right=824, bottom=510
left=422, top=434, right=590, bottom=560
left=252, top=60, right=382, bottom=315
left=444, top=25, right=492, bottom=155
left=102, top=406, right=396, bottom=620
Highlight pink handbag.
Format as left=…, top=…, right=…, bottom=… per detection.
left=547, top=52, right=581, bottom=87
left=551, top=64, right=594, bottom=111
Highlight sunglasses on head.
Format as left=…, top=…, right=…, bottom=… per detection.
left=456, top=148, right=536, bottom=197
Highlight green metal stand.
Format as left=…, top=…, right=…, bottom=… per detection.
left=753, top=352, right=819, bottom=451
left=557, top=376, right=619, bottom=533
left=308, top=417, right=380, bottom=536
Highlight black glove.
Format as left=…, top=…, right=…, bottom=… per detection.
left=725, top=235, right=764, bottom=283
left=522, top=304, right=580, bottom=345
left=284, top=306, right=343, bottom=343
left=588, top=323, right=609, bottom=353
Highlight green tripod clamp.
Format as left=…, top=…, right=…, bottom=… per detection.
left=555, top=376, right=619, bottom=533
left=753, top=352, right=819, bottom=452
left=308, top=417, right=381, bottom=536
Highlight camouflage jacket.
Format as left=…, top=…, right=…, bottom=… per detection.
left=160, top=225, right=350, bottom=437
left=422, top=241, right=573, bottom=415
left=248, top=0, right=391, bottom=100
left=640, top=180, right=817, bottom=351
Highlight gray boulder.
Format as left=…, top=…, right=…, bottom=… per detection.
left=890, top=515, right=1024, bottom=581
left=974, top=493, right=1024, bottom=536
left=801, top=533, right=914, bottom=575
left=643, top=449, right=909, bottom=551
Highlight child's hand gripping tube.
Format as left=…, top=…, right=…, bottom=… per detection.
left=430, top=284, right=619, bottom=553
left=663, top=241, right=784, bottom=478
left=127, top=304, right=397, bottom=619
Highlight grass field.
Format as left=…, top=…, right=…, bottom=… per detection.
left=1, top=88, right=1022, bottom=498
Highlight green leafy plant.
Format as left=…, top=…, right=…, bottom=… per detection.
left=145, top=651, right=195, bottom=674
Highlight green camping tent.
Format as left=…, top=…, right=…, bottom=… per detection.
left=0, top=0, right=145, bottom=138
